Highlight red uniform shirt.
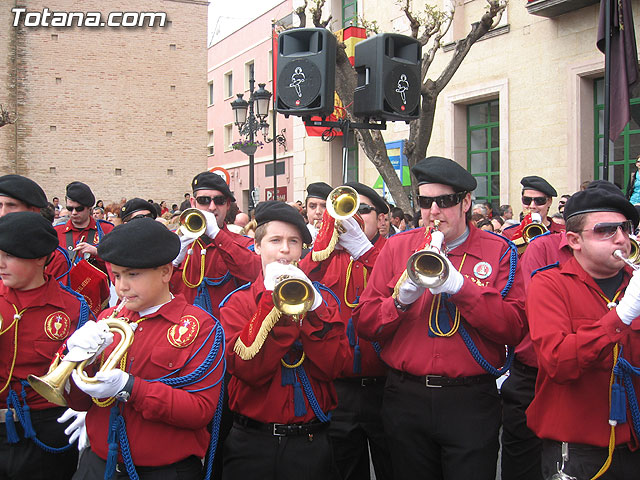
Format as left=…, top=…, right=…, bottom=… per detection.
left=0, top=275, right=81, bottom=410
left=516, top=231, right=573, bottom=367
left=54, top=217, right=114, bottom=272
left=66, top=296, right=224, bottom=466
left=220, top=273, right=348, bottom=424
left=354, top=225, right=527, bottom=378
left=526, top=257, right=640, bottom=448
left=171, top=226, right=261, bottom=318
left=300, top=235, right=387, bottom=377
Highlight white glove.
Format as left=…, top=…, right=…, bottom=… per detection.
left=307, top=223, right=318, bottom=245
left=66, top=321, right=113, bottom=364
left=397, top=276, right=425, bottom=306
left=202, top=211, right=221, bottom=239
left=338, top=217, right=373, bottom=260
left=263, top=262, right=323, bottom=311
left=58, top=409, right=89, bottom=451
left=429, top=256, right=464, bottom=296
left=172, top=234, right=196, bottom=267
left=617, top=270, right=640, bottom=325
left=72, top=369, right=129, bottom=399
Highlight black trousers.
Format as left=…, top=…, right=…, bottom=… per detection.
left=500, top=362, right=542, bottom=480
left=382, top=369, right=501, bottom=480
left=0, top=406, right=78, bottom=480
left=222, top=420, right=339, bottom=480
left=541, top=440, right=640, bottom=480
left=329, top=378, right=393, bottom=480
left=73, top=449, right=203, bottom=480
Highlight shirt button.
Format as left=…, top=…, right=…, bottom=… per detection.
left=168, top=362, right=173, bottom=368
left=130, top=356, right=134, bottom=362
left=138, top=326, right=143, bottom=332
left=616, top=328, right=622, bottom=333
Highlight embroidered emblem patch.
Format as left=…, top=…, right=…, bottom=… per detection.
left=167, top=315, right=200, bottom=348
left=473, top=261, right=492, bottom=280
left=44, top=311, right=71, bottom=340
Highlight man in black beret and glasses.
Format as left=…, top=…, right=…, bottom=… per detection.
left=354, top=156, right=527, bottom=480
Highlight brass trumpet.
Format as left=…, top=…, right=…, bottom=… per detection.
left=614, top=241, right=640, bottom=270
left=178, top=208, right=207, bottom=238
left=521, top=212, right=548, bottom=243
left=28, top=312, right=134, bottom=406
left=406, top=223, right=449, bottom=289
left=273, top=275, right=315, bottom=322
left=326, top=186, right=360, bottom=221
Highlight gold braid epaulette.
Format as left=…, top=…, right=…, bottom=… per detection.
left=233, top=306, right=282, bottom=360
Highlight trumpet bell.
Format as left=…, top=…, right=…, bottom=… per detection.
left=629, top=238, right=640, bottom=264
left=27, top=358, right=76, bottom=407
left=406, top=250, right=449, bottom=289
left=522, top=222, right=548, bottom=243
left=326, top=186, right=360, bottom=220
left=179, top=208, right=207, bottom=238
left=273, top=277, right=314, bottom=317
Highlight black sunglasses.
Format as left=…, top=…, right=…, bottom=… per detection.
left=417, top=192, right=466, bottom=209
left=66, top=205, right=86, bottom=212
left=580, top=220, right=634, bottom=240
left=195, top=195, right=227, bottom=206
left=358, top=203, right=377, bottom=215
left=522, top=196, right=548, bottom=206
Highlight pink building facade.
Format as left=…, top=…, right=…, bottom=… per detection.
left=207, top=1, right=294, bottom=213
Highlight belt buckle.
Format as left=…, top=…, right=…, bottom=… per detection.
left=425, top=375, right=443, bottom=388
left=116, top=464, right=123, bottom=473
left=273, top=423, right=286, bottom=436
left=360, top=378, right=369, bottom=387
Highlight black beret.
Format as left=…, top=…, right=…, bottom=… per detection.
left=306, top=182, right=333, bottom=200
left=520, top=176, right=557, bottom=197
left=66, top=181, right=95, bottom=207
left=120, top=198, right=157, bottom=221
left=0, top=175, right=47, bottom=208
left=345, top=182, right=389, bottom=214
left=98, top=217, right=180, bottom=268
left=0, top=212, right=58, bottom=258
left=586, top=180, right=624, bottom=197
left=191, top=172, right=235, bottom=202
left=564, top=188, right=639, bottom=228
left=411, top=157, right=477, bottom=192
left=255, top=200, right=312, bottom=245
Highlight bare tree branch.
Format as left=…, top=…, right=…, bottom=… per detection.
left=0, top=105, right=16, bottom=128
left=293, top=0, right=308, bottom=28
left=310, top=0, right=332, bottom=28
left=399, top=0, right=421, bottom=39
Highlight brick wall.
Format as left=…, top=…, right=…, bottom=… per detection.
left=0, top=0, right=208, bottom=207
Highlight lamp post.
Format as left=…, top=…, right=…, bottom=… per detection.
left=231, top=76, right=277, bottom=213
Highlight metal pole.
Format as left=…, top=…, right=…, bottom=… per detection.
left=603, top=0, right=612, bottom=180
left=272, top=21, right=278, bottom=197
left=342, top=122, right=350, bottom=184
left=249, top=76, right=256, bottom=212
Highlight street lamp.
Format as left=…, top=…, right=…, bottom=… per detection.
left=231, top=75, right=286, bottom=212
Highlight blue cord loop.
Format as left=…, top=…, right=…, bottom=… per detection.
left=193, top=272, right=232, bottom=314
left=104, top=307, right=226, bottom=480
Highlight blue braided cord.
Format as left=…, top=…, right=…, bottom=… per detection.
left=194, top=283, right=213, bottom=314
left=218, top=282, right=251, bottom=309
left=204, top=377, right=225, bottom=480
left=295, top=365, right=331, bottom=422
left=531, top=262, right=559, bottom=279
left=247, top=243, right=255, bottom=252
left=614, top=352, right=640, bottom=437
left=313, top=281, right=340, bottom=311
left=116, top=411, right=139, bottom=480
left=498, top=238, right=518, bottom=298
left=5, top=387, right=73, bottom=453
left=54, top=246, right=72, bottom=284
left=457, top=324, right=514, bottom=376
left=186, top=358, right=227, bottom=393
left=58, top=282, right=92, bottom=327
left=372, top=342, right=382, bottom=356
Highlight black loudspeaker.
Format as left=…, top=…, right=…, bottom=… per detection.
left=353, top=33, right=422, bottom=122
left=276, top=28, right=337, bottom=117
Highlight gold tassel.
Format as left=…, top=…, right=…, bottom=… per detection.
left=392, top=270, right=409, bottom=300
left=233, top=306, right=282, bottom=360
left=311, top=226, right=340, bottom=262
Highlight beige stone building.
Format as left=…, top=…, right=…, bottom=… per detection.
left=281, top=0, right=640, bottom=211
left=0, top=0, right=208, bottom=207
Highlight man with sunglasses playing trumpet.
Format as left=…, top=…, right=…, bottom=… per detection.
left=170, top=171, right=261, bottom=319
left=526, top=187, right=640, bottom=479
left=502, top=176, right=564, bottom=244
left=299, top=181, right=393, bottom=480
left=354, top=156, right=527, bottom=480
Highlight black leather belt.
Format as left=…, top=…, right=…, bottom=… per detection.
left=337, top=376, right=386, bottom=387
left=511, top=358, right=538, bottom=376
left=390, top=368, right=493, bottom=388
left=233, top=414, right=328, bottom=436
left=115, top=455, right=199, bottom=474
